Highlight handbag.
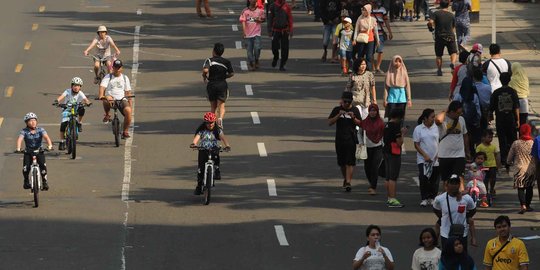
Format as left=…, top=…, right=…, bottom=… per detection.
left=355, top=18, right=372, bottom=44
left=390, top=142, right=401, bottom=155
left=356, top=130, right=368, bottom=160
left=447, top=194, right=465, bottom=237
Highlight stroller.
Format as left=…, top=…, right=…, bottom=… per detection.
left=464, top=163, right=491, bottom=207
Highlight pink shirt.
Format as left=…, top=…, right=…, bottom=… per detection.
left=239, top=7, right=265, bottom=38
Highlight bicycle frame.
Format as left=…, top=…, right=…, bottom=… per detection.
left=203, top=152, right=215, bottom=189
left=29, top=150, right=42, bottom=191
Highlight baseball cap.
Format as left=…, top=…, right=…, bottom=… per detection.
left=344, top=17, right=352, bottom=24
left=341, top=91, right=353, bottom=101
left=448, top=174, right=460, bottom=184
left=472, top=43, right=483, bottom=53
left=113, top=59, right=123, bottom=68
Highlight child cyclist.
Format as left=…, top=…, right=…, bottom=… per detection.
left=464, top=152, right=489, bottom=207
left=83, top=25, right=121, bottom=84
left=15, top=113, right=54, bottom=190
left=53, top=77, right=92, bottom=150
left=190, top=112, right=231, bottom=195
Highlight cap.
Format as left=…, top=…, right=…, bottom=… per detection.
left=448, top=174, right=460, bottom=184
left=113, top=59, right=123, bottom=68
left=472, top=43, right=483, bottom=53
left=341, top=91, right=353, bottom=100
left=343, top=17, right=352, bottom=24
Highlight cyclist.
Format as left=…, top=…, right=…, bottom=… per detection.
left=190, top=112, right=231, bottom=195
left=53, top=77, right=92, bottom=150
left=83, top=25, right=121, bottom=84
left=15, top=113, right=53, bottom=190
left=99, top=59, right=133, bottom=139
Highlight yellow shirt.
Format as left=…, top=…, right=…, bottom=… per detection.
left=476, top=143, right=499, bottom=168
left=483, top=236, right=529, bottom=270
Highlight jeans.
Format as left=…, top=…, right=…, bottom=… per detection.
left=418, top=164, right=440, bottom=200
left=414, top=0, right=428, bottom=19
left=456, top=22, right=470, bottom=47
left=312, top=0, right=320, bottom=19
left=496, top=122, right=517, bottom=166
left=272, top=31, right=290, bottom=67
left=356, top=41, right=375, bottom=70
left=322, top=24, right=336, bottom=47
left=364, top=146, right=383, bottom=189
left=303, top=0, right=313, bottom=10
left=245, top=36, right=262, bottom=63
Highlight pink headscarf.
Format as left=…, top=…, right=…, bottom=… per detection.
left=385, top=55, right=411, bottom=92
left=357, top=4, right=374, bottom=32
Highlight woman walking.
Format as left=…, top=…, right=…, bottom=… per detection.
left=507, top=124, right=536, bottom=214
left=413, top=108, right=440, bottom=207
left=346, top=58, right=377, bottom=119
left=383, top=108, right=408, bottom=207
left=353, top=225, right=395, bottom=270
left=509, top=62, right=530, bottom=125
left=383, top=55, right=412, bottom=120
left=360, top=104, right=385, bottom=195
left=353, top=4, right=379, bottom=70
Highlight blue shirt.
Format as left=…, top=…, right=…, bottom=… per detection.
left=195, top=124, right=222, bottom=150
left=19, top=127, right=47, bottom=150
left=387, top=87, right=407, bottom=103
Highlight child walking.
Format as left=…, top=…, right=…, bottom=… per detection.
left=475, top=129, right=501, bottom=196
left=338, top=17, right=354, bottom=76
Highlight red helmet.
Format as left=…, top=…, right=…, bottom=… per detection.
left=203, top=112, right=217, bottom=123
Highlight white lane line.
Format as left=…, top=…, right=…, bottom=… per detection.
left=235, top=41, right=242, bottom=49
left=274, top=225, right=289, bottom=246
left=413, top=177, right=419, bottom=187
left=245, top=85, right=253, bottom=96
left=240, top=61, right=248, bottom=71
left=136, top=9, right=142, bottom=15
left=257, top=142, right=267, bottom=157
left=232, top=24, right=238, bottom=31
left=228, top=8, right=235, bottom=14
left=267, top=179, right=277, bottom=196
left=251, top=112, right=261, bottom=124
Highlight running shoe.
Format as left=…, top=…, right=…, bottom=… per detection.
left=387, top=198, right=404, bottom=208
left=420, top=199, right=428, bottom=207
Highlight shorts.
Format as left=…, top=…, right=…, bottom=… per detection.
left=60, top=107, right=85, bottom=132
left=338, top=50, right=353, bottom=60
left=375, top=35, right=385, bottom=53
left=434, top=35, right=457, bottom=57
left=439, top=157, right=466, bottom=181
left=383, top=152, right=401, bottom=180
left=112, top=99, right=130, bottom=116
left=207, top=81, right=229, bottom=102
left=335, top=141, right=356, bottom=166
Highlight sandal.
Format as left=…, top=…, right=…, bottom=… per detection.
left=102, top=114, right=111, bottom=123
left=94, top=76, right=101, bottom=84
left=121, top=132, right=130, bottom=139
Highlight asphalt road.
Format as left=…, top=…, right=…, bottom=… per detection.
left=0, top=0, right=539, bottom=269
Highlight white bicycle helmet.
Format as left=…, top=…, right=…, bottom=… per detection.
left=71, top=77, right=84, bottom=86
left=97, top=25, right=107, bottom=33
left=24, top=112, right=38, bottom=122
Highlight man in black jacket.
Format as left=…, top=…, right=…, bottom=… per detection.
left=320, top=0, right=341, bottom=62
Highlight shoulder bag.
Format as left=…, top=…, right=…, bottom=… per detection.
left=439, top=118, right=458, bottom=142
left=447, top=194, right=465, bottom=237
left=355, top=18, right=372, bottom=44
left=491, top=240, right=511, bottom=264
left=356, top=129, right=368, bottom=160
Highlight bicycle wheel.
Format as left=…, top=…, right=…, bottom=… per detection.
left=66, top=127, right=72, bottom=154
left=32, top=169, right=39, bottom=208
left=203, top=166, right=212, bottom=205
left=112, top=117, right=120, bottom=147
left=70, top=120, right=77, bottom=159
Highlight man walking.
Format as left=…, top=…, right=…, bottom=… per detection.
left=267, top=0, right=293, bottom=71
left=483, top=215, right=530, bottom=270
left=320, top=0, right=341, bottom=62
left=427, top=0, right=457, bottom=76
left=240, top=0, right=266, bottom=71
left=483, top=43, right=512, bottom=92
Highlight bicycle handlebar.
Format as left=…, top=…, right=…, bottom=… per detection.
left=53, top=101, right=92, bottom=108
left=189, top=145, right=231, bottom=152
left=14, top=147, right=52, bottom=154
left=95, top=95, right=135, bottom=101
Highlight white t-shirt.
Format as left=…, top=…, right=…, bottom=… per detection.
left=485, top=58, right=510, bottom=92
left=100, top=73, right=132, bottom=100
left=433, top=192, right=476, bottom=238
left=438, top=116, right=467, bottom=158
left=411, top=247, right=441, bottom=270
left=413, top=123, right=440, bottom=166
left=60, top=89, right=87, bottom=104
left=353, top=246, right=394, bottom=270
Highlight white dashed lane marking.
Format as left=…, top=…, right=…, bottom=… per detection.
left=235, top=41, right=242, bottom=49
left=232, top=24, right=238, bottom=31
left=251, top=112, right=261, bottom=124
left=245, top=85, right=253, bottom=96
left=257, top=142, right=267, bottom=157
left=274, top=225, right=289, bottom=246
left=267, top=179, right=277, bottom=196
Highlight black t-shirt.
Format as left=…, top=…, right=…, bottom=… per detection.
left=383, top=121, right=401, bottom=154
left=320, top=0, right=341, bottom=24
left=432, top=10, right=455, bottom=38
left=328, top=106, right=361, bottom=142
left=203, top=56, right=234, bottom=82
left=490, top=86, right=519, bottom=125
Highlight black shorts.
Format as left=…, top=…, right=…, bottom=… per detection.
left=335, top=141, right=356, bottom=166
left=383, top=152, right=401, bottom=180
left=60, top=108, right=85, bottom=132
left=434, top=35, right=458, bottom=57
left=207, top=81, right=229, bottom=102
left=439, top=157, right=466, bottom=181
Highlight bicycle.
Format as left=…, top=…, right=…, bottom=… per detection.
left=97, top=96, right=134, bottom=147
left=15, top=148, right=51, bottom=208
left=190, top=146, right=230, bottom=205
left=54, top=101, right=91, bottom=159
left=91, top=54, right=116, bottom=84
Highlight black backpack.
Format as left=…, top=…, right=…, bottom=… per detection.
left=272, top=4, right=289, bottom=30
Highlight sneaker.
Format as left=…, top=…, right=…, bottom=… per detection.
left=449, top=63, right=455, bottom=71
left=42, top=180, right=49, bottom=191
left=271, top=58, right=278, bottom=68
left=345, top=183, right=352, bottom=192
left=479, top=201, right=489, bottom=208
left=77, top=122, right=82, bottom=132
left=194, top=185, right=202, bottom=195
left=387, top=198, right=404, bottom=208
left=420, top=199, right=429, bottom=207
left=427, top=198, right=434, bottom=205
left=437, top=69, right=443, bottom=76
left=23, top=179, right=31, bottom=189
left=59, top=142, right=66, bottom=151
left=214, top=168, right=221, bottom=180
left=368, top=188, right=376, bottom=195
left=279, top=66, right=286, bottom=71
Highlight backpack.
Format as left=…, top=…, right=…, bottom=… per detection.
left=461, top=80, right=481, bottom=128
left=272, top=4, right=289, bottom=30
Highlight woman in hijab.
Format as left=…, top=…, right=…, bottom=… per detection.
left=507, top=123, right=536, bottom=214
left=509, top=62, right=530, bottom=125
left=352, top=4, right=379, bottom=70
left=383, top=55, right=412, bottom=120
left=346, top=58, right=377, bottom=119
left=439, top=237, right=476, bottom=270
left=360, top=104, right=385, bottom=195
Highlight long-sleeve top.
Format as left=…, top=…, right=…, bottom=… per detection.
left=266, top=2, right=294, bottom=34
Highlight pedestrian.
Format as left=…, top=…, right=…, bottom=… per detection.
left=304, top=0, right=314, bottom=15
left=353, top=4, right=380, bottom=70
left=346, top=58, right=377, bottom=118
left=383, top=55, right=412, bottom=120
left=449, top=50, right=471, bottom=101
left=353, top=225, right=395, bottom=270
left=371, top=0, right=393, bottom=74
left=360, top=104, right=385, bottom=195
left=413, top=108, right=440, bottom=207
left=202, top=43, right=235, bottom=129
left=383, top=108, right=408, bottom=208
left=328, top=91, right=362, bottom=192
left=439, top=237, right=477, bottom=270
left=482, top=43, right=511, bottom=92
left=334, top=9, right=351, bottom=67
left=195, top=0, right=212, bottom=18
left=454, top=76, right=481, bottom=153
left=320, top=0, right=342, bottom=62
left=509, top=62, right=530, bottom=125
left=413, top=0, right=428, bottom=21
left=267, top=0, right=293, bottom=71
left=433, top=174, right=477, bottom=252
left=411, top=228, right=441, bottom=270
left=507, top=123, right=536, bottom=214
left=483, top=215, right=530, bottom=269
left=435, top=101, right=470, bottom=186
left=473, top=69, right=492, bottom=130
left=475, top=129, right=501, bottom=197
left=427, top=0, right=457, bottom=76
left=452, top=0, right=471, bottom=50
left=338, top=17, right=355, bottom=75
left=240, top=0, right=266, bottom=71
left=466, top=42, right=483, bottom=78
left=490, top=72, right=520, bottom=171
